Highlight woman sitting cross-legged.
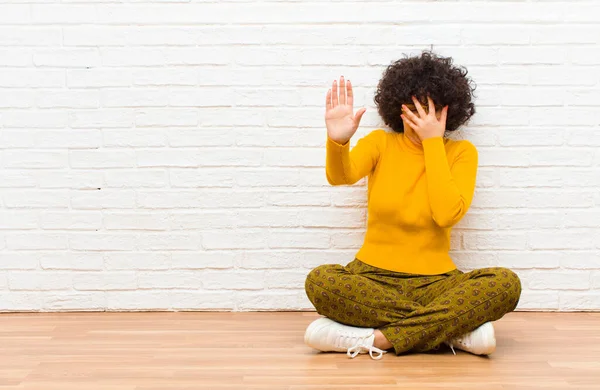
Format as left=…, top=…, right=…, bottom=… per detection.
left=304, top=50, right=522, bottom=360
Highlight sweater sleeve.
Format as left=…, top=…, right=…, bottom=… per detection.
left=422, top=137, right=478, bottom=228
left=325, top=129, right=385, bottom=185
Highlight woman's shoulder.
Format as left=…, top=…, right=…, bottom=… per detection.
left=355, top=128, right=390, bottom=147
left=444, top=137, right=478, bottom=163
left=445, top=137, right=477, bottom=155
left=363, top=128, right=389, bottom=139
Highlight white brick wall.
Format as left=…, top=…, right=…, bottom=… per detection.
left=1, top=0, right=599, bottom=312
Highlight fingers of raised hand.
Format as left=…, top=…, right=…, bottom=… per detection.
left=332, top=79, right=338, bottom=106
left=346, top=79, right=354, bottom=107
left=326, top=88, right=332, bottom=111
left=339, top=76, right=346, bottom=105
left=329, top=76, right=352, bottom=108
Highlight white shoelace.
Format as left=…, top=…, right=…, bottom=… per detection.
left=447, top=333, right=471, bottom=356
left=339, top=334, right=387, bottom=360
left=448, top=343, right=457, bottom=355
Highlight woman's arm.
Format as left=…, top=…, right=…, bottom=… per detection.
left=326, top=130, right=384, bottom=185
left=422, top=137, right=478, bottom=228
left=323, top=75, right=371, bottom=185
left=400, top=95, right=477, bottom=227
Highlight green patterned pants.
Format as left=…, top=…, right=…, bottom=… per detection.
left=305, top=258, right=522, bottom=355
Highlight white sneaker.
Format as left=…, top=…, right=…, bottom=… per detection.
left=304, top=317, right=387, bottom=360
left=445, top=322, right=496, bottom=356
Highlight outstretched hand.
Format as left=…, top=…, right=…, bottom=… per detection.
left=325, top=76, right=367, bottom=145
left=401, top=95, right=448, bottom=141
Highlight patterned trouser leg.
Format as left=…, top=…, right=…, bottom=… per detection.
left=305, top=258, right=521, bottom=355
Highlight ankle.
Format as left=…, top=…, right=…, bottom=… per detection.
left=373, top=330, right=393, bottom=350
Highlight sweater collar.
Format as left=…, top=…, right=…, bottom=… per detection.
left=398, top=131, right=424, bottom=154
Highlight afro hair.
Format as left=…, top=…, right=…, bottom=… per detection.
left=374, top=50, right=476, bottom=133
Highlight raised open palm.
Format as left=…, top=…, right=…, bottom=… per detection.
left=325, top=76, right=366, bottom=145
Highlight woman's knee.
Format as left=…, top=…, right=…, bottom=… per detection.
left=471, top=266, right=522, bottom=311
left=505, top=268, right=522, bottom=308
left=304, top=264, right=344, bottom=304
left=493, top=267, right=522, bottom=311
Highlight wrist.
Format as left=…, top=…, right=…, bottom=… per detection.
left=421, top=135, right=443, bottom=142
left=328, top=135, right=350, bottom=146
left=421, top=135, right=445, bottom=151
left=419, top=133, right=444, bottom=141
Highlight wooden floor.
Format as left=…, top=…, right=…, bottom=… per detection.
left=0, top=312, right=599, bottom=389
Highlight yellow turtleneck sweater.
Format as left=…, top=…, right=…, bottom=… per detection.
left=326, top=129, right=478, bottom=275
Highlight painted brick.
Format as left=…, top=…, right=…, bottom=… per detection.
left=0, top=0, right=597, bottom=312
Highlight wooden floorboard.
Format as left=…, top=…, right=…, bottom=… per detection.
left=0, top=312, right=599, bottom=389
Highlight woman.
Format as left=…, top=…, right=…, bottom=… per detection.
left=304, top=50, right=522, bottom=360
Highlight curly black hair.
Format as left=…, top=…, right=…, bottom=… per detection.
left=374, top=50, right=476, bottom=133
